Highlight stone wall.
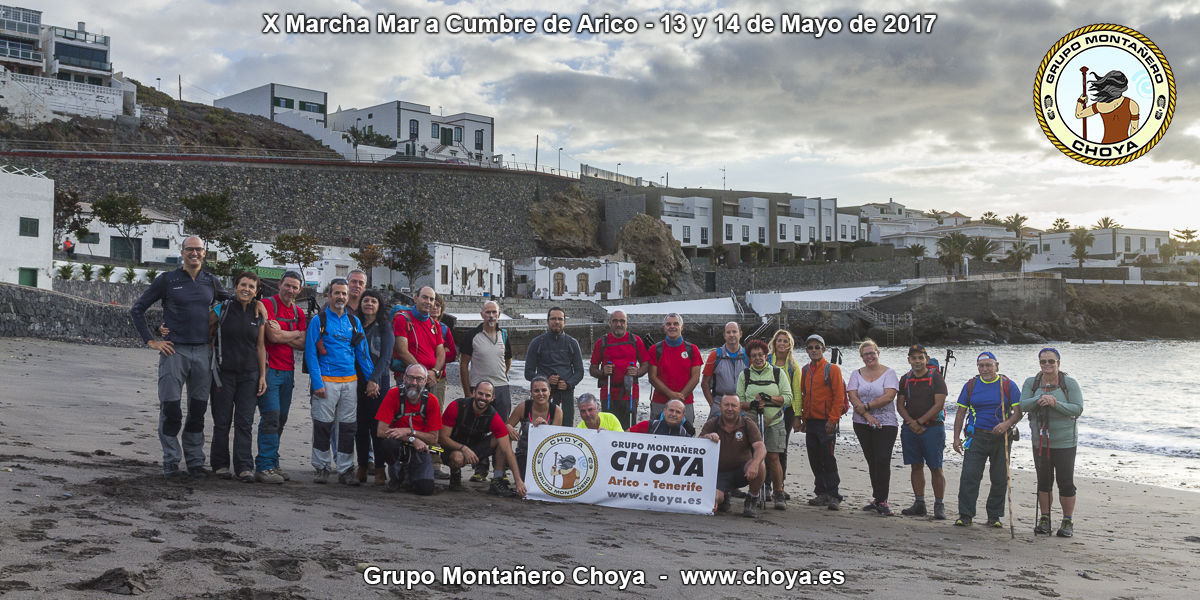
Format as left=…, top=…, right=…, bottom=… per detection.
left=0, top=282, right=159, bottom=341
left=870, top=277, right=1066, bottom=322
left=53, top=279, right=150, bottom=306
left=693, top=258, right=1012, bottom=292
left=8, top=156, right=586, bottom=260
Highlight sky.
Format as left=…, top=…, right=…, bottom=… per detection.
left=28, top=0, right=1200, bottom=232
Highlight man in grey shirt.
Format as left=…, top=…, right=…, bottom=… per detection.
left=524, top=307, right=584, bottom=426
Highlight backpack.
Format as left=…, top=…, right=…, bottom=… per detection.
left=653, top=339, right=699, bottom=364
left=451, top=397, right=499, bottom=446
left=710, top=346, right=750, bottom=395
left=390, top=310, right=421, bottom=372
left=263, top=296, right=306, bottom=331
left=739, top=365, right=782, bottom=395
left=801, top=360, right=848, bottom=417
left=390, top=386, right=431, bottom=427
left=964, top=374, right=1017, bottom=441
left=901, top=369, right=945, bottom=423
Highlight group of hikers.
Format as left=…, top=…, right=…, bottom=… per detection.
left=131, top=236, right=1084, bottom=537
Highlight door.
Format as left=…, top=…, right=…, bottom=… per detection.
left=18, top=267, right=38, bottom=287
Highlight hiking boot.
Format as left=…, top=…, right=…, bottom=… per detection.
left=313, top=468, right=330, bottom=484
left=356, top=464, right=369, bottom=483
left=986, top=518, right=1003, bottom=528
left=1035, top=515, right=1052, bottom=535
left=187, top=467, right=209, bottom=481
left=743, top=496, right=759, bottom=518
left=862, top=500, right=879, bottom=512
left=717, top=496, right=731, bottom=513
left=933, top=503, right=946, bottom=520
left=773, top=491, right=787, bottom=511
left=276, top=467, right=291, bottom=481
left=784, top=491, right=791, bottom=501
left=164, top=469, right=186, bottom=481
left=469, top=472, right=488, bottom=483
left=901, top=501, right=927, bottom=516
left=954, top=515, right=972, bottom=527
left=827, top=497, right=842, bottom=511
left=876, top=501, right=895, bottom=516
left=338, top=469, right=361, bottom=486
left=255, top=470, right=285, bottom=484
left=730, top=489, right=748, bottom=499
left=374, top=467, right=387, bottom=486
left=1056, top=518, right=1074, bottom=538
left=808, top=494, right=829, bottom=507
left=488, top=477, right=516, bottom=497
left=434, top=467, right=451, bottom=480
left=214, top=467, right=232, bottom=480
left=238, top=470, right=255, bottom=483
left=448, top=468, right=464, bottom=491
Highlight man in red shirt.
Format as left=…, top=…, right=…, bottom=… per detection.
left=439, top=381, right=526, bottom=497
left=590, top=310, right=650, bottom=430
left=630, top=399, right=695, bottom=437
left=648, top=313, right=703, bottom=425
left=376, top=364, right=442, bottom=495
left=392, top=286, right=446, bottom=389
left=257, top=270, right=307, bottom=483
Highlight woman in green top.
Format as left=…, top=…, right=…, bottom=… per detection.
left=1018, top=347, right=1084, bottom=538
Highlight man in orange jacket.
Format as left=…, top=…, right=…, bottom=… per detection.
left=792, top=334, right=848, bottom=510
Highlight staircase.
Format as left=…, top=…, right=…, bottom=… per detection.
left=854, top=302, right=913, bottom=347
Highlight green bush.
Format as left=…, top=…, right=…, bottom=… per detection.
left=122, top=267, right=137, bottom=283
left=97, top=264, right=115, bottom=282
left=56, top=264, right=74, bottom=280
left=80, top=263, right=95, bottom=281
left=143, top=268, right=159, bottom=283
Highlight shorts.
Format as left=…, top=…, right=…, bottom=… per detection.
left=762, top=417, right=787, bottom=453
left=716, top=468, right=749, bottom=492
left=461, top=438, right=495, bottom=464
left=900, top=423, right=945, bottom=468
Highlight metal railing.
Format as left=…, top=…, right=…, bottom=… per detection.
left=1, top=139, right=342, bottom=159
left=0, top=39, right=40, bottom=62
left=1065, top=278, right=1199, bottom=287
left=899, top=271, right=1061, bottom=285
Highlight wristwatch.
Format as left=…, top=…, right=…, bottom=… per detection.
left=407, top=436, right=416, bottom=443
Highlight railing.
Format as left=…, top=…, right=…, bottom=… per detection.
left=1065, top=278, right=1198, bottom=287
left=0, top=17, right=40, bottom=37
left=662, top=209, right=696, bottom=219
left=0, top=163, right=48, bottom=178
left=49, top=26, right=109, bottom=45
left=8, top=72, right=121, bottom=98
left=899, top=271, right=1061, bottom=285
left=0, top=40, right=40, bottom=62
left=55, top=54, right=112, bottom=72
left=731, top=289, right=745, bottom=319
left=783, top=300, right=860, bottom=311
left=1, top=139, right=342, bottom=159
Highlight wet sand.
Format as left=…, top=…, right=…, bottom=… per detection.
left=1, top=338, right=1197, bottom=599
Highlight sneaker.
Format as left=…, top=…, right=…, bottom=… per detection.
left=827, top=497, right=842, bottom=511
left=808, top=494, right=829, bottom=507
left=276, top=467, right=291, bottom=481
left=1056, top=518, right=1074, bottom=538
left=434, top=467, right=451, bottom=481
left=954, top=515, right=972, bottom=527
left=901, top=501, right=927, bottom=516
left=1035, top=515, right=1052, bottom=535
left=862, top=500, right=879, bottom=512
left=164, top=469, right=185, bottom=481
left=488, top=477, right=516, bottom=497
left=237, top=470, right=255, bottom=483
left=717, top=496, right=731, bottom=513
left=876, top=501, right=895, bottom=517
left=214, top=467, right=232, bottom=480
left=187, top=467, right=209, bottom=480
left=338, top=469, right=361, bottom=486
left=743, top=496, right=758, bottom=518
left=255, top=470, right=285, bottom=484
left=356, top=465, right=369, bottom=483
left=773, top=491, right=787, bottom=511
left=469, top=472, right=488, bottom=483
left=374, top=466, right=387, bottom=486
left=448, top=469, right=464, bottom=491
left=933, top=503, right=946, bottom=520
left=313, top=468, right=330, bottom=484
left=986, top=518, right=1003, bottom=528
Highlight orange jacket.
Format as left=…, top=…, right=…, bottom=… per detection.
left=799, top=358, right=847, bottom=421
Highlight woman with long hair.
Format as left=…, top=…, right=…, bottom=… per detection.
left=1075, top=70, right=1140, bottom=143
left=507, top=376, right=562, bottom=481
left=768, top=329, right=804, bottom=497
left=354, top=289, right=394, bottom=485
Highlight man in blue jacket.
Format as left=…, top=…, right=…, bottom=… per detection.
left=305, top=278, right=374, bottom=485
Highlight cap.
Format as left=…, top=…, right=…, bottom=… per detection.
left=908, top=344, right=927, bottom=356
left=805, top=334, right=826, bottom=347
left=976, top=351, right=997, bottom=362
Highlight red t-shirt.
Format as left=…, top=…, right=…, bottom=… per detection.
left=629, top=420, right=651, bottom=434
left=376, top=388, right=442, bottom=433
left=263, top=295, right=305, bottom=372
left=590, top=332, right=650, bottom=399
left=649, top=341, right=703, bottom=405
left=442, top=399, right=509, bottom=440
left=393, top=311, right=444, bottom=371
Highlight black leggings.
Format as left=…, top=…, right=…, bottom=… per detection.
left=1034, top=446, right=1077, bottom=497
left=853, top=423, right=898, bottom=503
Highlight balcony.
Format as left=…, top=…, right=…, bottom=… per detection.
left=0, top=17, right=40, bottom=38
left=662, top=208, right=696, bottom=219
left=55, top=54, right=112, bottom=72
left=0, top=40, right=41, bottom=63
left=50, top=26, right=109, bottom=45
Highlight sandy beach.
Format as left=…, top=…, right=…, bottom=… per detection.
left=1, top=337, right=1197, bottom=599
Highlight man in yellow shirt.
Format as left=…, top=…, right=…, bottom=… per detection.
left=576, top=393, right=624, bottom=432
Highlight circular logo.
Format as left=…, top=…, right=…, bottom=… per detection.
left=531, top=432, right=598, bottom=499
left=1034, top=24, right=1175, bottom=166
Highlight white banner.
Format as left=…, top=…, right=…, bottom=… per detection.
left=525, top=425, right=718, bottom=515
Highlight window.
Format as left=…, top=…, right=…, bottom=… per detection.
left=806, top=208, right=816, bottom=217
left=461, top=267, right=468, bottom=288
left=272, top=97, right=294, bottom=109
left=299, top=101, right=324, bottom=113
left=1043, top=243, right=1050, bottom=251
left=455, top=127, right=463, bottom=143
left=18, top=267, right=37, bottom=287
left=1140, top=237, right=1146, bottom=251
left=431, top=123, right=440, bottom=137
left=152, top=238, right=169, bottom=249
left=851, top=228, right=857, bottom=240
left=725, top=223, right=733, bottom=241
left=441, top=265, right=449, bottom=285
left=809, top=227, right=816, bottom=241
left=1124, top=237, right=1131, bottom=252
left=700, top=227, right=709, bottom=245
left=1156, top=238, right=1162, bottom=248
left=779, top=224, right=787, bottom=239
left=367, top=113, right=373, bottom=119
left=553, top=272, right=565, bottom=296
left=335, top=265, right=349, bottom=277
left=18, top=217, right=38, bottom=237
left=478, top=270, right=485, bottom=287
left=825, top=226, right=832, bottom=241
left=475, top=129, right=484, bottom=150
left=577, top=273, right=589, bottom=294
left=110, top=237, right=141, bottom=262
left=758, top=227, right=765, bottom=244
left=81, top=232, right=99, bottom=244
left=409, top=119, right=419, bottom=139
left=682, top=225, right=691, bottom=244
left=794, top=225, right=802, bottom=241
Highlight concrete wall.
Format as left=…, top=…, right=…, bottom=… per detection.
left=0, top=281, right=159, bottom=341
left=869, top=277, right=1066, bottom=322
left=52, top=279, right=149, bottom=306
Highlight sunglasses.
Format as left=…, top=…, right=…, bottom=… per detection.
left=806, top=345, right=823, bottom=350
left=182, top=247, right=204, bottom=253
left=1039, top=359, right=1058, bottom=365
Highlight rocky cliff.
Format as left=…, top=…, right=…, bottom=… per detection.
left=616, top=214, right=702, bottom=295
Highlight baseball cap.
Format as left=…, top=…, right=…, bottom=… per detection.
left=908, top=344, right=927, bottom=356
left=805, top=334, right=825, bottom=347
left=976, top=351, right=998, bottom=362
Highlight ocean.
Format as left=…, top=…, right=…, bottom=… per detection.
left=515, top=340, right=1199, bottom=492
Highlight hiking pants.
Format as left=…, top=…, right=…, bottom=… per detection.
left=473, top=384, right=511, bottom=476
left=1034, top=446, right=1077, bottom=497
left=157, top=343, right=210, bottom=474
left=805, top=419, right=841, bottom=500
left=958, top=431, right=1009, bottom=520
left=255, top=368, right=294, bottom=472
left=552, top=386, right=575, bottom=427
left=311, top=379, right=357, bottom=473
left=210, top=368, right=259, bottom=475
left=381, top=441, right=435, bottom=495
left=355, top=375, right=388, bottom=470
left=854, top=423, right=898, bottom=503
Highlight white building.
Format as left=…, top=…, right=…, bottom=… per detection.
left=0, top=164, right=53, bottom=289
left=374, top=242, right=505, bottom=297
left=720, top=196, right=770, bottom=247
left=775, top=197, right=818, bottom=247
left=40, top=20, right=110, bottom=86
left=661, top=195, right=714, bottom=257
left=513, top=257, right=635, bottom=301
left=70, top=203, right=184, bottom=265
left=835, top=210, right=864, bottom=243
left=880, top=221, right=1026, bottom=261
left=0, top=4, right=42, bottom=76
left=1034, top=228, right=1169, bottom=264
left=327, top=101, right=496, bottom=165
left=214, top=83, right=328, bottom=126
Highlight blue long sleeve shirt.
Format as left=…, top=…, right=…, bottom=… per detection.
left=305, top=306, right=374, bottom=391
left=130, top=268, right=230, bottom=344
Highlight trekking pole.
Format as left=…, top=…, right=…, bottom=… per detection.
left=1080, top=66, right=1090, bottom=139
left=605, top=361, right=613, bottom=412
left=1004, top=423, right=1016, bottom=539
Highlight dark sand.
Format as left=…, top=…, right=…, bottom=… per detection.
left=1, top=338, right=1197, bottom=599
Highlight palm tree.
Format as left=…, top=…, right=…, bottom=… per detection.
left=1049, top=217, right=1071, bottom=232
left=1069, top=227, right=1095, bottom=269
left=1094, top=216, right=1122, bottom=230
left=936, top=232, right=970, bottom=276
left=1174, top=228, right=1197, bottom=254
left=924, top=210, right=944, bottom=225
left=1005, top=241, right=1034, bottom=272
left=1003, top=213, right=1029, bottom=240
left=980, top=211, right=1001, bottom=225
left=906, top=243, right=927, bottom=258
left=965, top=236, right=999, bottom=263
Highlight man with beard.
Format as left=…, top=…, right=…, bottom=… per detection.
left=524, top=307, right=584, bottom=426
left=439, top=381, right=526, bottom=497
left=459, top=300, right=513, bottom=481
left=590, top=310, right=649, bottom=430
left=701, top=394, right=767, bottom=517
left=376, top=364, right=442, bottom=496
left=257, top=270, right=307, bottom=483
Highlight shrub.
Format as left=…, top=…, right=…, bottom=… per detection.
left=80, top=263, right=94, bottom=281
left=143, top=268, right=159, bottom=283
left=97, top=264, right=115, bottom=282
left=56, top=264, right=74, bottom=280
left=122, top=267, right=137, bottom=283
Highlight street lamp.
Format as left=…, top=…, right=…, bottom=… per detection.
left=511, top=153, right=516, bottom=168
left=155, top=77, right=161, bottom=90
left=354, top=117, right=362, bottom=161
left=616, top=162, right=621, bottom=178
left=557, top=147, right=563, bottom=174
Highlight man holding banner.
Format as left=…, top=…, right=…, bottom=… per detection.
left=630, top=399, right=695, bottom=437
left=701, top=394, right=767, bottom=518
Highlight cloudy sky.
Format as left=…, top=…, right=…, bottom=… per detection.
left=32, top=0, right=1199, bottom=231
